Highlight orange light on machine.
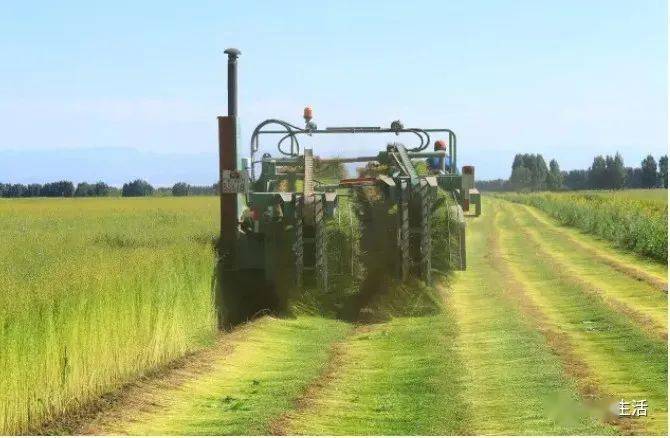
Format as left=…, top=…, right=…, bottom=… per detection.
left=303, top=106, right=313, bottom=122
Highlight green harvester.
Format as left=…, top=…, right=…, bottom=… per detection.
left=216, top=49, right=481, bottom=325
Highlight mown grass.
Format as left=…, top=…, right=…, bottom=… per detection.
left=0, top=197, right=219, bottom=434
left=446, top=201, right=613, bottom=435
left=495, top=199, right=667, bottom=434
left=281, top=314, right=469, bottom=435
left=494, top=190, right=668, bottom=261
left=99, top=317, right=350, bottom=435
left=511, top=205, right=667, bottom=333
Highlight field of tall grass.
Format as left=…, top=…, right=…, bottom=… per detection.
left=1, top=186, right=466, bottom=434
left=494, top=190, right=667, bottom=261
left=0, top=197, right=219, bottom=434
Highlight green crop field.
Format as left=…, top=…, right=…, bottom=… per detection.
left=1, top=194, right=667, bottom=435
left=493, top=190, right=668, bottom=262
left=582, top=188, right=668, bottom=205
left=0, top=197, right=220, bottom=434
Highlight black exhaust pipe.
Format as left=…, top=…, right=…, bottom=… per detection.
left=224, top=48, right=240, bottom=117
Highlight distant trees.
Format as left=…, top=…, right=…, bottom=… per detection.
left=478, top=151, right=667, bottom=192
left=624, top=167, right=642, bottom=189
left=74, top=181, right=111, bottom=197
left=587, top=153, right=626, bottom=189
left=509, top=154, right=549, bottom=191
left=190, top=184, right=217, bottom=195
left=476, top=179, right=509, bottom=192
left=122, top=179, right=154, bottom=197
left=510, top=166, right=531, bottom=190
left=1, top=179, right=216, bottom=198
left=74, top=182, right=93, bottom=197
left=27, top=184, right=42, bottom=197
left=172, top=182, right=189, bottom=196
left=640, top=155, right=658, bottom=189
left=588, top=156, right=606, bottom=188
left=608, top=153, right=626, bottom=189
left=659, top=155, right=668, bottom=189
left=563, top=169, right=589, bottom=190
left=0, top=180, right=112, bottom=198
left=545, top=159, right=563, bottom=191
left=41, top=181, right=75, bottom=197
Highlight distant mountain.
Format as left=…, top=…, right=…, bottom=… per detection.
left=0, top=148, right=218, bottom=186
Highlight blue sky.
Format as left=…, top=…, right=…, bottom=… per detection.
left=0, top=0, right=667, bottom=184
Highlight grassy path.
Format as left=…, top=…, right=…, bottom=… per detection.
left=276, top=314, right=469, bottom=435
left=510, top=205, right=667, bottom=340
left=445, top=201, right=614, bottom=435
left=86, top=317, right=349, bottom=435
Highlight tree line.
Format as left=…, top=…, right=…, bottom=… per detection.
left=0, top=181, right=113, bottom=198
left=478, top=153, right=668, bottom=192
left=0, top=179, right=219, bottom=198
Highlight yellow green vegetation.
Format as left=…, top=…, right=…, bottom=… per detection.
left=2, top=195, right=667, bottom=435
left=494, top=190, right=668, bottom=261
left=0, top=197, right=219, bottom=434
left=93, top=317, right=351, bottom=435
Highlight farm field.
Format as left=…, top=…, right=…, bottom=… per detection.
left=0, top=197, right=220, bottom=434
left=494, top=189, right=668, bottom=262
left=583, top=188, right=668, bottom=205
left=5, top=196, right=665, bottom=435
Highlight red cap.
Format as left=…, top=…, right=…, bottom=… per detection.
left=303, top=106, right=313, bottom=121
left=434, top=140, right=447, bottom=151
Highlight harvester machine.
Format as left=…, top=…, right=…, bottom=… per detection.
left=216, top=49, right=481, bottom=325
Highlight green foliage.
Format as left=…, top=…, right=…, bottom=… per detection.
left=659, top=155, right=668, bottom=189
left=641, top=155, right=658, bottom=188
left=74, top=182, right=93, bottom=196
left=563, top=169, right=589, bottom=190
left=588, top=153, right=626, bottom=190
left=74, top=181, right=111, bottom=197
left=495, top=191, right=668, bottom=261
left=122, top=179, right=154, bottom=197
left=510, top=166, right=532, bottom=190
left=545, top=159, right=562, bottom=191
left=509, top=153, right=549, bottom=191
left=172, top=182, right=190, bottom=196
left=0, top=197, right=218, bottom=434
left=609, top=153, right=626, bottom=189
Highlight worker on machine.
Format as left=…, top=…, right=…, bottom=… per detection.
left=427, top=140, right=451, bottom=174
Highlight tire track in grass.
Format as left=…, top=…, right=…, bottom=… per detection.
left=495, top=200, right=668, bottom=435
left=520, top=204, right=667, bottom=292
left=84, top=316, right=350, bottom=435
left=269, top=325, right=365, bottom=435
left=446, top=201, right=613, bottom=435
left=274, top=314, right=470, bottom=435
left=509, top=205, right=667, bottom=341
